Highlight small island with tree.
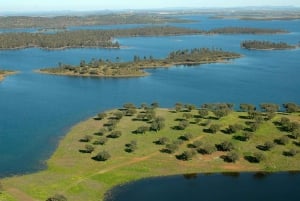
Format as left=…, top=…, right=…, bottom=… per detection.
left=1, top=102, right=300, bottom=201
left=0, top=70, right=16, bottom=82
left=38, top=48, right=241, bottom=78
left=241, top=40, right=297, bottom=50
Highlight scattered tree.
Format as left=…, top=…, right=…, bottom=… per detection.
left=225, top=151, right=239, bottom=163
left=93, top=150, right=111, bottom=161
left=107, top=131, right=122, bottom=138
left=218, top=141, right=234, bottom=151
left=46, top=194, right=67, bottom=201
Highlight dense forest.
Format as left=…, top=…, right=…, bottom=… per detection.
left=0, top=26, right=287, bottom=50
left=40, top=48, right=241, bottom=77
left=241, top=40, right=297, bottom=50
left=0, top=14, right=189, bottom=29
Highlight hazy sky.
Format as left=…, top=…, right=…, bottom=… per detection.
left=1, top=0, right=299, bottom=12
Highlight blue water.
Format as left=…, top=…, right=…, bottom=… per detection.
left=0, top=16, right=300, bottom=177
left=105, top=172, right=300, bottom=201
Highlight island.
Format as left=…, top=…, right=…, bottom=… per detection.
left=1, top=102, right=299, bottom=201
left=241, top=40, right=297, bottom=50
left=0, top=70, right=16, bottom=82
left=0, top=26, right=287, bottom=50
left=38, top=48, right=241, bottom=78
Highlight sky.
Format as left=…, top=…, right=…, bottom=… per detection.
left=0, top=0, right=299, bottom=12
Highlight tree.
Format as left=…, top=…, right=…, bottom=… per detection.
left=177, top=120, right=189, bottom=130
left=198, top=144, right=216, bottom=154
left=84, top=144, right=95, bottom=153
left=80, top=135, right=93, bottom=142
left=97, top=112, right=107, bottom=120
left=135, top=126, right=149, bottom=134
left=114, top=111, right=124, bottom=120
left=192, top=140, right=203, bottom=148
left=150, top=117, right=165, bottom=132
left=240, top=103, right=256, bottom=112
left=107, top=131, right=122, bottom=138
left=125, top=140, right=137, bottom=153
left=213, top=109, right=230, bottom=119
left=177, top=150, right=196, bottom=161
left=175, top=102, right=183, bottom=112
left=253, top=152, right=266, bottom=163
left=227, top=124, right=244, bottom=134
left=156, top=137, right=169, bottom=145
left=283, top=103, right=299, bottom=113
left=226, top=151, right=239, bottom=163
left=284, top=149, right=298, bottom=157
left=276, top=136, right=289, bottom=145
left=243, top=131, right=254, bottom=141
left=151, top=102, right=159, bottom=109
left=46, top=194, right=67, bottom=201
left=218, top=141, right=234, bottom=151
left=94, top=150, right=111, bottom=161
left=93, top=137, right=108, bottom=145
left=198, top=109, right=209, bottom=118
left=165, top=143, right=179, bottom=154
left=260, top=103, right=279, bottom=113
left=209, top=124, right=221, bottom=134
left=184, top=104, right=196, bottom=112
left=264, top=141, right=275, bottom=150
left=123, top=103, right=136, bottom=109
left=182, top=113, right=193, bottom=119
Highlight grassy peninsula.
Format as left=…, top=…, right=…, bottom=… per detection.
left=241, top=40, right=297, bottom=50
left=1, top=102, right=300, bottom=201
left=0, top=70, right=16, bottom=82
left=39, top=48, right=241, bottom=78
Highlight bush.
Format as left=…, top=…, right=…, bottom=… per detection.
left=94, top=150, right=111, bottom=161
left=165, top=143, right=179, bottom=154
left=135, top=126, right=149, bottom=134
left=177, top=120, right=189, bottom=130
left=284, top=149, right=298, bottom=157
left=253, top=152, right=266, bottom=163
left=209, top=124, right=221, bottom=134
left=97, top=112, right=107, bottom=120
left=192, top=140, right=202, bottom=148
left=180, top=133, right=193, bottom=141
left=46, top=194, right=67, bottom=201
left=227, top=124, right=244, bottom=133
left=95, top=128, right=107, bottom=136
left=264, top=141, right=275, bottom=150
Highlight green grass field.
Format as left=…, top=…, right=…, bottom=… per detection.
left=1, top=105, right=300, bottom=201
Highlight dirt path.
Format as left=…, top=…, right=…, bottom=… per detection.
left=6, top=188, right=37, bottom=201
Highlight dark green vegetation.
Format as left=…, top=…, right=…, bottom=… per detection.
left=2, top=102, right=300, bottom=201
left=39, top=48, right=241, bottom=77
left=241, top=40, right=297, bottom=50
left=0, top=14, right=189, bottom=29
left=0, top=26, right=287, bottom=50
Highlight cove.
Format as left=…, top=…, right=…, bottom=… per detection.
left=105, top=172, right=300, bottom=201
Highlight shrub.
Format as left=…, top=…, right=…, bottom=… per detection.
left=177, top=120, right=189, bottom=130
left=97, top=112, right=107, bottom=120
left=165, top=143, right=179, bottom=154
left=209, top=124, right=221, bottom=134
left=264, top=141, right=275, bottom=150
left=227, top=124, right=244, bottom=133
left=125, top=140, right=137, bottom=153
left=135, top=126, right=149, bottom=134
left=94, top=150, right=111, bottom=161
left=253, top=152, right=266, bottom=163
left=192, top=140, right=202, bottom=148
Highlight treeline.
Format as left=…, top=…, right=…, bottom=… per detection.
left=0, top=26, right=202, bottom=49
left=0, top=26, right=288, bottom=50
left=241, top=40, right=296, bottom=50
left=208, top=27, right=287, bottom=34
left=0, top=14, right=189, bottom=29
left=40, top=48, right=241, bottom=77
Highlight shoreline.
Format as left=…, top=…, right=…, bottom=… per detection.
left=2, top=107, right=299, bottom=201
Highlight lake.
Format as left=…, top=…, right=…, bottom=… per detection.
left=105, top=172, right=300, bottom=201
left=0, top=15, right=299, bottom=177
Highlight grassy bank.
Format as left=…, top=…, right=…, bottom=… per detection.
left=1, top=104, right=300, bottom=201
